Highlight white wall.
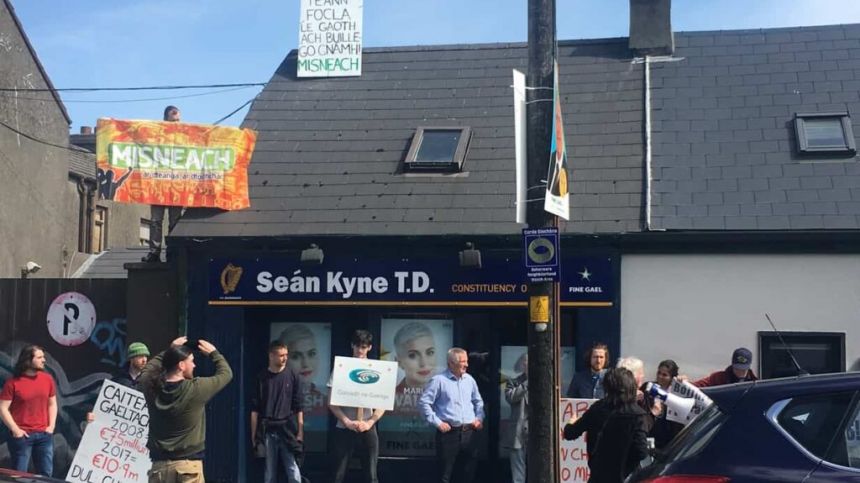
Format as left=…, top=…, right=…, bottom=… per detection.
left=621, top=254, right=860, bottom=381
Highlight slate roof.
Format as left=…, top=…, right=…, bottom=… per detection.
left=174, top=39, right=645, bottom=237
left=650, top=24, right=860, bottom=230
left=72, top=247, right=154, bottom=278
left=69, top=148, right=95, bottom=179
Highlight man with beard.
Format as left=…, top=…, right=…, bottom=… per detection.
left=87, top=342, right=151, bottom=423
left=0, top=345, right=57, bottom=476
left=566, top=342, right=609, bottom=399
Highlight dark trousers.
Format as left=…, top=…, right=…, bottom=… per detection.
left=148, top=205, right=182, bottom=253
left=435, top=427, right=478, bottom=483
left=330, top=426, right=379, bottom=483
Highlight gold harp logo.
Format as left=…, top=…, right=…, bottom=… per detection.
left=220, top=263, right=243, bottom=295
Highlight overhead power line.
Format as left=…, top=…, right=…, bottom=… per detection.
left=0, top=82, right=267, bottom=93
left=0, top=119, right=90, bottom=153
left=0, top=85, right=257, bottom=104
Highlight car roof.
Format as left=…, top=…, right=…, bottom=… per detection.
left=704, top=372, right=860, bottom=409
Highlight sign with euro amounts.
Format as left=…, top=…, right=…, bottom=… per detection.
left=298, top=0, right=363, bottom=77
left=96, top=118, right=257, bottom=210
left=330, top=356, right=398, bottom=410
left=67, top=380, right=151, bottom=483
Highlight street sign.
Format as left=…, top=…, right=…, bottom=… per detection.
left=46, top=292, right=96, bottom=346
left=523, top=227, right=560, bottom=283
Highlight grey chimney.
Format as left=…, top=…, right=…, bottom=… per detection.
left=629, top=0, right=674, bottom=55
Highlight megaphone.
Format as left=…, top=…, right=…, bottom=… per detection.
left=645, top=382, right=696, bottom=424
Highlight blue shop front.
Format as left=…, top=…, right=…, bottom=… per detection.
left=177, top=238, right=619, bottom=483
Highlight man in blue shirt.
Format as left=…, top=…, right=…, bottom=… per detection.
left=566, top=342, right=609, bottom=399
left=419, top=347, right=485, bottom=483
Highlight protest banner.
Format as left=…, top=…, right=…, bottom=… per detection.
left=67, top=380, right=150, bottom=483
left=298, top=0, right=363, bottom=77
left=668, top=379, right=713, bottom=424
left=330, top=356, right=398, bottom=410
left=559, top=398, right=596, bottom=482
left=95, top=118, right=257, bottom=210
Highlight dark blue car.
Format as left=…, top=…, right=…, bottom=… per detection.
left=628, top=372, right=860, bottom=482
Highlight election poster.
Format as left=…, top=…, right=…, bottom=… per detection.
left=377, top=318, right=453, bottom=456
left=329, top=356, right=398, bottom=410
left=298, top=0, right=363, bottom=77
left=270, top=322, right=332, bottom=452
left=67, top=380, right=150, bottom=483
left=499, top=346, right=576, bottom=455
left=559, top=398, right=596, bottom=482
left=544, top=60, right=570, bottom=220
left=95, top=118, right=257, bottom=210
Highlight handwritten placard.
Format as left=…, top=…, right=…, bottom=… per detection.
left=67, top=380, right=151, bottom=483
left=559, top=398, right=597, bottom=482
left=298, top=0, right=363, bottom=77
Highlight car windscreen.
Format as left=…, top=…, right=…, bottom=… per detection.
left=657, top=402, right=727, bottom=464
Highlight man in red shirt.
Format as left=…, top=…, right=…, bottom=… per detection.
left=0, top=345, right=57, bottom=476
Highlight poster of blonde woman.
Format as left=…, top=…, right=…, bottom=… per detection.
left=498, top=346, right=576, bottom=456
left=378, top=318, right=453, bottom=456
left=270, top=322, right=331, bottom=452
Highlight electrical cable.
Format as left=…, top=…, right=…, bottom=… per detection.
left=213, top=97, right=257, bottom=125
left=0, top=119, right=90, bottom=153
left=0, top=82, right=267, bottom=93
left=0, top=85, right=257, bottom=104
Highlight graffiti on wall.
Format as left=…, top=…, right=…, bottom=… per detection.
left=90, top=318, right=129, bottom=367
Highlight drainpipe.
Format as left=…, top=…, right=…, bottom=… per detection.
left=75, top=179, right=87, bottom=252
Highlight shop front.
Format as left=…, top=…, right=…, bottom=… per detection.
left=179, top=239, right=619, bottom=482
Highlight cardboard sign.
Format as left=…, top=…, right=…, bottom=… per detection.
left=96, top=118, right=256, bottom=210
left=559, top=398, right=597, bottom=482
left=67, top=380, right=151, bottom=482
left=330, top=356, right=398, bottom=410
left=298, top=0, right=363, bottom=77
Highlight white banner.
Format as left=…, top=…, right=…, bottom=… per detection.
left=330, top=356, right=398, bottom=410
left=298, top=0, right=363, bottom=77
left=513, top=69, right=527, bottom=224
left=559, top=398, right=597, bottom=482
left=67, top=380, right=151, bottom=483
left=668, top=379, right=713, bottom=424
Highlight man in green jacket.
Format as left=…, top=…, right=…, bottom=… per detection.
left=138, top=336, right=233, bottom=483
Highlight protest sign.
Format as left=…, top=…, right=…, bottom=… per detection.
left=67, top=380, right=150, bottom=482
left=95, top=118, right=257, bottom=210
left=298, top=0, right=363, bottom=77
left=559, top=398, right=596, bottom=482
left=668, top=379, right=713, bottom=424
left=330, top=356, right=398, bottom=410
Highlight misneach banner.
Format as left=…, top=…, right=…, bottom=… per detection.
left=95, top=118, right=257, bottom=210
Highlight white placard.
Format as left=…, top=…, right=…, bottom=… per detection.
left=330, top=356, right=398, bottom=410
left=67, top=380, right=151, bottom=482
left=559, top=398, right=597, bottom=482
left=298, top=0, right=363, bottom=77
left=669, top=379, right=713, bottom=424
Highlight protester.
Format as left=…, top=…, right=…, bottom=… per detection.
left=328, top=330, right=385, bottom=483
left=504, top=353, right=528, bottom=483
left=0, top=345, right=57, bottom=476
left=693, top=347, right=758, bottom=387
left=419, top=347, right=485, bottom=483
left=649, top=360, right=684, bottom=450
left=86, top=341, right=151, bottom=423
left=616, top=356, right=661, bottom=425
left=251, top=340, right=304, bottom=483
left=139, top=336, right=233, bottom=482
left=141, top=105, right=183, bottom=263
left=563, top=367, right=649, bottom=483
left=566, top=342, right=609, bottom=398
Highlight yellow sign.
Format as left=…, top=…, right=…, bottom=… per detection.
left=529, top=295, right=549, bottom=323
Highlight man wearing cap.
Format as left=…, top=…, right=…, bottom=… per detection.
left=87, top=342, right=150, bottom=422
left=693, top=348, right=758, bottom=387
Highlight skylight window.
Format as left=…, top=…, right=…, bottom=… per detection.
left=794, top=112, right=856, bottom=155
left=404, top=127, right=471, bottom=172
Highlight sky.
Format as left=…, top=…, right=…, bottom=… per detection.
left=9, top=0, right=860, bottom=132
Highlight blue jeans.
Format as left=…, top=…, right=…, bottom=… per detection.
left=264, top=432, right=301, bottom=483
left=7, top=431, right=53, bottom=477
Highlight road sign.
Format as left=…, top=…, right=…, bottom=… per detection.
left=523, top=227, right=560, bottom=283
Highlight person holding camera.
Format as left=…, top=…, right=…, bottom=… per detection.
left=138, top=336, right=233, bottom=483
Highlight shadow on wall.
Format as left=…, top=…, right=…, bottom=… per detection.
left=0, top=340, right=110, bottom=477
left=851, top=358, right=860, bottom=372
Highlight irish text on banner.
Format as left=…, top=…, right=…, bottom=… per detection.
left=559, top=398, right=596, bottom=482
left=95, top=118, right=257, bottom=210
left=67, top=380, right=151, bottom=482
left=544, top=60, right=570, bottom=220
left=298, top=0, right=363, bottom=77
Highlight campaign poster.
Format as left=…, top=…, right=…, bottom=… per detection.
left=270, top=322, right=332, bottom=452
left=329, top=356, right=398, bottom=410
left=499, top=346, right=576, bottom=456
left=544, top=60, right=570, bottom=220
left=559, top=398, right=597, bottom=482
left=95, top=118, right=256, bottom=210
left=377, top=318, right=453, bottom=456
left=67, top=380, right=151, bottom=482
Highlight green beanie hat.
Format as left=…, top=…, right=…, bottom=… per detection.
left=127, top=342, right=150, bottom=359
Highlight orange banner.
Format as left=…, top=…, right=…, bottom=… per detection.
left=95, top=118, right=256, bottom=210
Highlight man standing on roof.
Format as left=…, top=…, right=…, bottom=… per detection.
left=693, top=347, right=758, bottom=387
left=142, top=105, right=183, bottom=263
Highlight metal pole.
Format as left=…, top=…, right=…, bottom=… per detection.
left=526, top=0, right=558, bottom=482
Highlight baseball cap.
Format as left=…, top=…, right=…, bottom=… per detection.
left=127, top=342, right=150, bottom=359
left=731, top=347, right=752, bottom=371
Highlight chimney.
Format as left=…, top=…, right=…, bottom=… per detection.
left=629, top=0, right=674, bottom=55
left=80, top=126, right=93, bottom=135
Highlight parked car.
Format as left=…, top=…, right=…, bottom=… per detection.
left=628, top=372, right=860, bottom=482
left=0, top=468, right=65, bottom=482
